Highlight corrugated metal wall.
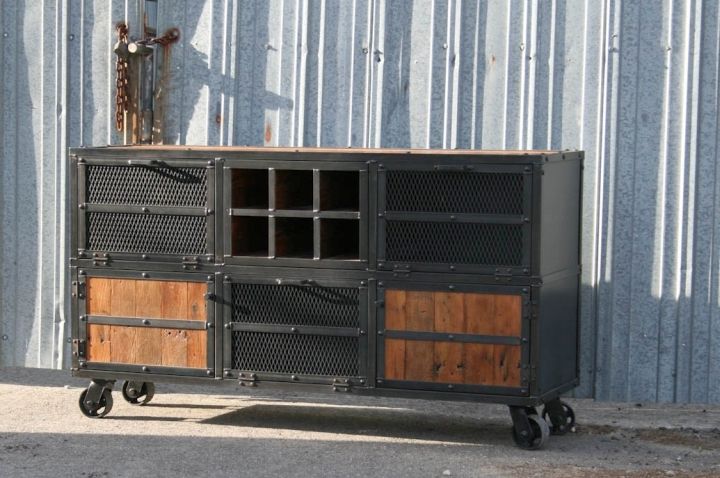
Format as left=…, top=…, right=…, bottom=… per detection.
left=1, top=0, right=719, bottom=404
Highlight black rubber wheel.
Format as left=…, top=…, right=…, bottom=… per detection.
left=542, top=400, right=576, bottom=435
left=512, top=414, right=550, bottom=450
left=121, top=381, right=155, bottom=405
left=78, top=388, right=113, bottom=418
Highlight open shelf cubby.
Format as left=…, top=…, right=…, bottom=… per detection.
left=320, top=219, right=359, bottom=260
left=275, top=217, right=314, bottom=258
left=275, top=170, right=313, bottom=210
left=231, top=169, right=269, bottom=209
left=232, top=216, right=269, bottom=256
left=320, top=171, right=359, bottom=211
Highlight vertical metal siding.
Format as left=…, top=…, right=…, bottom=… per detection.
left=1, top=0, right=718, bottom=404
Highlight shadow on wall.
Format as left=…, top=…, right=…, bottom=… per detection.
left=159, top=1, right=293, bottom=146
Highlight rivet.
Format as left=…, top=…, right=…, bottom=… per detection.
left=291, top=375, right=298, bottom=381
left=142, top=366, right=149, bottom=372
left=2, top=33, right=8, bottom=38
left=68, top=34, right=74, bottom=41
left=142, top=319, right=150, bottom=325
left=224, top=371, right=231, bottom=377
left=141, top=272, right=149, bottom=278
left=448, top=285, right=455, bottom=290
left=225, top=323, right=232, bottom=329
left=206, top=370, right=213, bottom=376
left=142, top=254, right=148, bottom=260
left=1, top=335, right=8, bottom=341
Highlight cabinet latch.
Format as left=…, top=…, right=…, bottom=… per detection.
left=238, top=372, right=257, bottom=387
left=494, top=268, right=513, bottom=282
left=391, top=264, right=411, bottom=279
left=182, top=256, right=200, bottom=270
left=332, top=378, right=352, bottom=392
left=91, top=253, right=110, bottom=266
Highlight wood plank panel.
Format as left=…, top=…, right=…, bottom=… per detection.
left=464, top=343, right=496, bottom=385
left=384, top=290, right=406, bottom=380
left=134, top=280, right=163, bottom=365
left=380, top=290, right=523, bottom=387
left=434, top=292, right=465, bottom=383
left=493, top=345, right=522, bottom=387
left=161, top=281, right=188, bottom=367
left=403, top=292, right=435, bottom=381
left=434, top=292, right=465, bottom=333
left=86, top=278, right=111, bottom=362
left=493, top=295, right=522, bottom=387
left=404, top=291, right=435, bottom=331
left=109, top=280, right=137, bottom=364
left=384, top=290, right=407, bottom=329
left=186, top=281, right=207, bottom=368
left=463, top=293, right=497, bottom=335
left=384, top=339, right=405, bottom=380
left=403, top=340, right=436, bottom=382
left=493, top=295, right=522, bottom=336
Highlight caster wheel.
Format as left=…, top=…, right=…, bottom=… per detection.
left=121, top=381, right=155, bottom=405
left=511, top=414, right=550, bottom=450
left=542, top=400, right=576, bottom=435
left=79, top=388, right=113, bottom=418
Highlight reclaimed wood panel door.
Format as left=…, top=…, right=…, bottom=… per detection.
left=382, top=289, right=524, bottom=389
left=85, top=277, right=208, bottom=369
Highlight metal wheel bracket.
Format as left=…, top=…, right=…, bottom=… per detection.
left=509, top=405, right=535, bottom=440
left=84, top=379, right=114, bottom=407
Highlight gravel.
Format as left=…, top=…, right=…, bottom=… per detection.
left=0, top=367, right=718, bottom=477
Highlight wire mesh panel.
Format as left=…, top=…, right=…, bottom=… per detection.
left=385, top=221, right=524, bottom=266
left=232, top=283, right=360, bottom=328
left=232, top=332, right=359, bottom=376
left=86, top=212, right=207, bottom=255
left=385, top=171, right=525, bottom=215
left=230, top=281, right=363, bottom=378
left=86, top=166, right=207, bottom=207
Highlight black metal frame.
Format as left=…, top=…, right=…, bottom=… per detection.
left=375, top=280, right=532, bottom=396
left=68, top=146, right=582, bottom=410
left=375, top=161, right=533, bottom=277
left=222, top=273, right=369, bottom=386
left=72, top=268, right=218, bottom=378
left=74, top=156, right=216, bottom=267
left=222, top=159, right=369, bottom=269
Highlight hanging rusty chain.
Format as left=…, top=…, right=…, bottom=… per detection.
left=114, top=23, right=130, bottom=132
left=112, top=24, right=179, bottom=135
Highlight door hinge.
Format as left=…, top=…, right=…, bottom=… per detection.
left=73, top=339, right=86, bottom=358
left=182, top=256, right=200, bottom=270
left=72, top=281, right=87, bottom=300
left=332, top=378, right=352, bottom=392
left=238, top=372, right=257, bottom=387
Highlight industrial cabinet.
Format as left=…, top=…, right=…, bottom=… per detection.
left=69, top=146, right=582, bottom=450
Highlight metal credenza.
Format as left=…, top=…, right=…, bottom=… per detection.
left=69, top=146, right=583, bottom=449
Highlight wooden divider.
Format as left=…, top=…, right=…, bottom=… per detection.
left=86, top=278, right=207, bottom=369
left=384, top=290, right=522, bottom=387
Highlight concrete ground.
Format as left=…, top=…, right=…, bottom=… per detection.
left=0, top=368, right=718, bottom=478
